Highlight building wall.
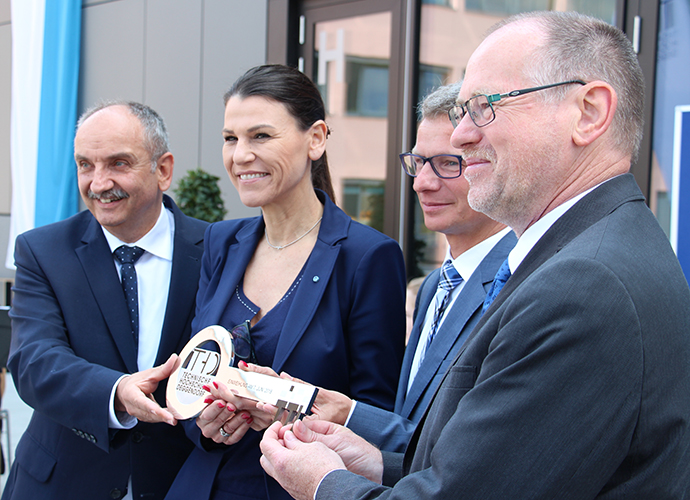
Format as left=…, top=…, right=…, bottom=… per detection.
left=0, top=0, right=269, bottom=281
left=0, top=0, right=12, bottom=286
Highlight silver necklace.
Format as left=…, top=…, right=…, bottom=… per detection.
left=265, top=217, right=322, bottom=250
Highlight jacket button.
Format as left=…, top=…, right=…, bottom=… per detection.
left=110, top=488, right=123, bottom=499
left=132, top=431, right=144, bottom=443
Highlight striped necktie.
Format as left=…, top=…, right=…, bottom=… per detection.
left=425, top=260, right=463, bottom=353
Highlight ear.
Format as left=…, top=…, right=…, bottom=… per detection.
left=156, top=152, right=175, bottom=191
left=572, top=81, right=617, bottom=147
left=307, top=120, right=328, bottom=161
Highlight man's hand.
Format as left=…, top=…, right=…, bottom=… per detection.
left=259, top=419, right=383, bottom=499
left=259, top=421, right=346, bottom=500
left=114, top=354, right=178, bottom=425
left=292, top=419, right=383, bottom=482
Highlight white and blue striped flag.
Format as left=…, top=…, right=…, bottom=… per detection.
left=6, top=0, right=81, bottom=269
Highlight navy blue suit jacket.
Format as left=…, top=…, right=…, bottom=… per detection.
left=347, top=231, right=516, bottom=452
left=166, top=192, right=406, bottom=500
left=3, top=196, right=207, bottom=500
left=318, top=174, right=690, bottom=499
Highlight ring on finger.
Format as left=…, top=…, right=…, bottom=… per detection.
left=219, top=424, right=233, bottom=438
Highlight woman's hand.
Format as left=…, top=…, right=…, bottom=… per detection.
left=204, top=378, right=275, bottom=432
left=196, top=384, right=254, bottom=445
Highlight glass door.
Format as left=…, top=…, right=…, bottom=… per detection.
left=299, top=0, right=410, bottom=240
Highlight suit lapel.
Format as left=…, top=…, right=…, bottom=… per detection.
left=272, top=196, right=348, bottom=372
left=400, top=231, right=517, bottom=419
left=201, top=219, right=263, bottom=331
left=76, top=216, right=139, bottom=373
left=394, top=271, right=438, bottom=415
left=156, top=203, right=205, bottom=366
left=400, top=273, right=486, bottom=418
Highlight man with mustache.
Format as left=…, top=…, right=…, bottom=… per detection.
left=3, top=101, right=208, bottom=500
left=259, top=11, right=690, bottom=500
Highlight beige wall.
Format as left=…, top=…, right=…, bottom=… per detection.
left=1, top=0, right=269, bottom=276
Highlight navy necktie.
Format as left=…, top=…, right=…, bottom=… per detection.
left=482, top=257, right=512, bottom=314
left=426, top=260, right=464, bottom=352
left=114, top=245, right=145, bottom=348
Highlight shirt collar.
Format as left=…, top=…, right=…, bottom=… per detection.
left=445, top=227, right=513, bottom=282
left=102, top=203, right=174, bottom=261
left=507, top=178, right=613, bottom=273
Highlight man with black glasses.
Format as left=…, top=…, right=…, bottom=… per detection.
left=292, top=83, right=515, bottom=453
left=260, top=11, right=690, bottom=500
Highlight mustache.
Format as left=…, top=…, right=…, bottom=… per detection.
left=461, top=146, right=496, bottom=162
left=88, top=187, right=129, bottom=202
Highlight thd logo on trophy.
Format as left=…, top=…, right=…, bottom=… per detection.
left=167, top=325, right=318, bottom=422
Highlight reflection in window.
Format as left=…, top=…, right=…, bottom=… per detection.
left=422, top=0, right=452, bottom=6
left=418, top=64, right=452, bottom=118
left=343, top=179, right=385, bottom=231
left=346, top=57, right=389, bottom=117
left=566, top=0, right=617, bottom=25
left=465, top=0, right=550, bottom=16
left=652, top=0, right=690, bottom=237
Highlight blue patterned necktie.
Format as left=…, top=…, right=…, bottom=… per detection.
left=482, top=257, right=512, bottom=314
left=425, top=260, right=464, bottom=353
left=114, top=245, right=145, bottom=349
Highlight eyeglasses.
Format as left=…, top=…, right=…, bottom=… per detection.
left=399, top=153, right=463, bottom=179
left=229, top=321, right=257, bottom=364
left=448, top=80, right=587, bottom=128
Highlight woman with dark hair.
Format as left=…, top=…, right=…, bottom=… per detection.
left=165, top=64, right=406, bottom=500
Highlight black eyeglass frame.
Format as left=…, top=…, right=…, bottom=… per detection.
left=448, top=79, right=587, bottom=128
left=399, top=152, right=463, bottom=179
left=229, top=320, right=257, bottom=364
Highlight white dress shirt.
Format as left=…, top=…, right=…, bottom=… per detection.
left=102, top=204, right=175, bottom=429
left=407, top=227, right=512, bottom=392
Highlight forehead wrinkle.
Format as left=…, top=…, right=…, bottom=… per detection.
left=75, top=151, right=138, bottom=163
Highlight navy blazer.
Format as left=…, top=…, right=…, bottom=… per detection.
left=166, top=191, right=406, bottom=500
left=347, top=231, right=516, bottom=452
left=3, top=196, right=208, bottom=500
left=318, top=174, right=690, bottom=499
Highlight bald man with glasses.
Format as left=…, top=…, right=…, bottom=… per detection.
left=260, top=11, right=690, bottom=500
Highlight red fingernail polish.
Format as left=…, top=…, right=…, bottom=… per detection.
left=241, top=413, right=250, bottom=420
left=247, top=417, right=253, bottom=425
left=213, top=381, right=219, bottom=389
left=202, top=385, right=211, bottom=392
left=204, top=398, right=213, bottom=404
left=239, top=360, right=248, bottom=368
left=217, top=402, right=225, bottom=409
left=226, top=405, right=235, bottom=412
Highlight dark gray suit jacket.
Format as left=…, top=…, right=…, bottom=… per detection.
left=318, top=174, right=690, bottom=499
left=346, top=232, right=516, bottom=452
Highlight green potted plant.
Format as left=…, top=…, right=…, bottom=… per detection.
left=173, top=167, right=227, bottom=223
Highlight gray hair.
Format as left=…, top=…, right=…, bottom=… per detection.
left=418, top=82, right=463, bottom=122
left=490, top=11, right=645, bottom=162
left=76, top=100, right=170, bottom=170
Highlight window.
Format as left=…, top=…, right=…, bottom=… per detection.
left=343, top=179, right=385, bottom=231
left=346, top=57, right=389, bottom=117
left=465, top=0, right=551, bottom=16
